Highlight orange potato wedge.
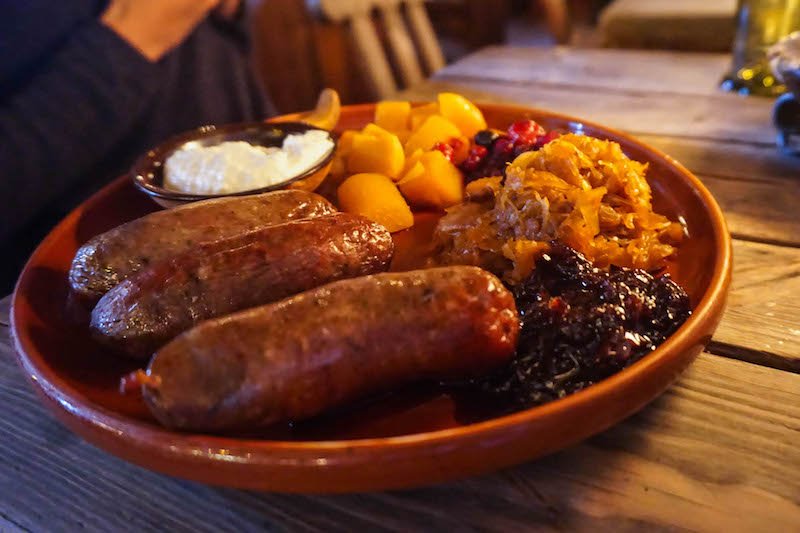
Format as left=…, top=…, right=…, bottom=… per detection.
left=347, top=124, right=405, bottom=179
left=375, top=101, right=411, bottom=134
left=397, top=150, right=464, bottom=209
left=404, top=115, right=462, bottom=155
left=438, top=93, right=487, bottom=138
left=408, top=103, right=439, bottom=131
left=337, top=173, right=414, bottom=232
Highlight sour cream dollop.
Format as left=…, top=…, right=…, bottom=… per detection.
left=163, top=130, right=334, bottom=195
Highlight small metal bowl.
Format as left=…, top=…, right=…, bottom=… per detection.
left=131, top=121, right=336, bottom=208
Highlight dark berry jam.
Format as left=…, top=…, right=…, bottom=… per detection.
left=459, top=122, right=560, bottom=183
left=461, top=243, right=690, bottom=412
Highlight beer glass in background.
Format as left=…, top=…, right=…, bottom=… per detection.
left=721, top=0, right=800, bottom=96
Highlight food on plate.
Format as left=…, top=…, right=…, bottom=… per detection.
left=434, top=136, right=470, bottom=165
left=296, top=88, right=341, bottom=131
left=464, top=243, right=690, bottom=410
left=397, top=149, right=464, bottom=209
left=328, top=130, right=355, bottom=177
left=163, top=129, right=334, bottom=195
left=434, top=133, right=685, bottom=283
left=330, top=93, right=485, bottom=213
left=437, top=92, right=487, bottom=138
left=89, top=95, right=695, bottom=433
left=408, top=102, right=439, bottom=131
left=460, top=120, right=559, bottom=183
left=374, top=100, right=411, bottom=136
left=91, top=213, right=393, bottom=359
left=346, top=123, right=405, bottom=179
left=69, top=189, right=336, bottom=305
left=138, top=266, right=519, bottom=432
left=337, top=173, right=414, bottom=232
left=404, top=115, right=463, bottom=155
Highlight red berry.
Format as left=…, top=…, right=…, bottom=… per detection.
left=461, top=157, right=480, bottom=171
left=508, top=120, right=546, bottom=144
left=448, top=137, right=464, bottom=150
left=433, top=141, right=455, bottom=161
left=461, top=145, right=488, bottom=171
left=493, top=137, right=514, bottom=155
left=470, top=144, right=489, bottom=158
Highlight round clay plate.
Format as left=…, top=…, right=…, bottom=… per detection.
left=11, top=103, right=731, bottom=493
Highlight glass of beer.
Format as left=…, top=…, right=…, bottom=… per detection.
left=721, top=0, right=800, bottom=96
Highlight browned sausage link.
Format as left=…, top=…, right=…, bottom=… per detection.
left=143, top=266, right=519, bottom=432
left=91, top=213, right=394, bottom=360
left=70, top=189, right=336, bottom=305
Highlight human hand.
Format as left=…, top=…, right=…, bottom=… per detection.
left=101, top=0, right=236, bottom=62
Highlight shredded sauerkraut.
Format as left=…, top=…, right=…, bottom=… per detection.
left=434, top=134, right=685, bottom=283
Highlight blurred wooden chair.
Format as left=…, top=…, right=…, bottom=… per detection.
left=246, top=0, right=585, bottom=113
left=538, top=0, right=570, bottom=44
left=307, top=0, right=446, bottom=99
left=247, top=0, right=323, bottom=114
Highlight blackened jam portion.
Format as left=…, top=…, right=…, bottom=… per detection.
left=473, top=243, right=691, bottom=410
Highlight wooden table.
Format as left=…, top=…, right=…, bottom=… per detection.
left=2, top=46, right=799, bottom=531
left=598, top=0, right=736, bottom=52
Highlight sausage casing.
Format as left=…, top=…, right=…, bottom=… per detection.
left=70, top=189, right=336, bottom=305
left=91, top=213, right=393, bottom=359
left=143, top=266, right=519, bottom=432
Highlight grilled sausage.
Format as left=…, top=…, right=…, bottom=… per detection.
left=142, top=266, right=519, bottom=432
left=91, top=213, right=393, bottom=359
left=70, top=189, right=336, bottom=305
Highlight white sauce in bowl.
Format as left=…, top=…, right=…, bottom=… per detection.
left=163, top=130, right=334, bottom=195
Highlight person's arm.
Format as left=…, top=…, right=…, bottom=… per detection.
left=0, top=0, right=231, bottom=243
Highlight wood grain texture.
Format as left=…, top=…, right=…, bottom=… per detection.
left=711, top=240, right=800, bottom=371
left=248, top=0, right=321, bottom=113
left=405, top=0, right=446, bottom=73
left=1, top=326, right=797, bottom=532
left=399, top=78, right=776, bottom=145
left=351, top=12, right=399, bottom=98
left=376, top=0, right=424, bottom=87
left=698, top=174, right=800, bottom=247
left=633, top=134, right=800, bottom=182
left=437, top=46, right=732, bottom=96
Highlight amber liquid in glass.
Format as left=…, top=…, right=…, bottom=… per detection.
left=721, top=0, right=800, bottom=96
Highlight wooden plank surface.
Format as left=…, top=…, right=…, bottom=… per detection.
left=1, top=321, right=798, bottom=532
left=711, top=240, right=800, bottom=370
left=437, top=46, right=732, bottom=96
left=699, top=174, right=800, bottom=247
left=400, top=78, right=777, bottom=146
left=631, top=134, right=799, bottom=183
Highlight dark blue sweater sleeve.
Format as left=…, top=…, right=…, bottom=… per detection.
left=0, top=20, right=161, bottom=242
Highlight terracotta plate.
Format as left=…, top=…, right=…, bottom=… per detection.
left=11, top=103, right=732, bottom=493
